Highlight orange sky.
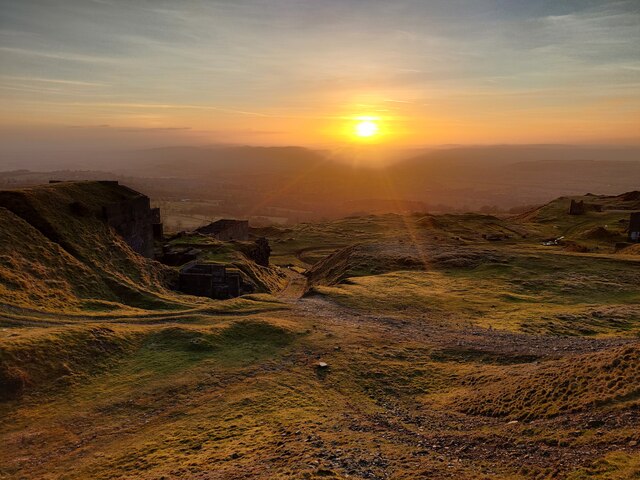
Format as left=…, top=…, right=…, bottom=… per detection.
left=1, top=0, right=639, bottom=149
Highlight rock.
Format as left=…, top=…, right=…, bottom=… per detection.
left=629, top=440, right=638, bottom=447
left=236, top=237, right=272, bottom=267
left=587, top=419, right=604, bottom=429
left=317, top=362, right=328, bottom=368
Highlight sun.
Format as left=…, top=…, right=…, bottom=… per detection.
left=354, top=119, right=379, bottom=138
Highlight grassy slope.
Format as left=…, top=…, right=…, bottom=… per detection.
left=0, top=207, right=115, bottom=311
left=0, top=182, right=186, bottom=312
left=313, top=252, right=640, bottom=336
left=460, top=343, right=640, bottom=419
left=514, top=193, right=639, bottom=250
left=1, top=192, right=640, bottom=479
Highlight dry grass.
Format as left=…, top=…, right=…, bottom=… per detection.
left=458, top=344, right=640, bottom=420
left=310, top=250, right=640, bottom=336
left=0, top=183, right=185, bottom=313
left=2, top=189, right=640, bottom=479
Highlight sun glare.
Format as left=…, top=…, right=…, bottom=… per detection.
left=355, top=119, right=379, bottom=138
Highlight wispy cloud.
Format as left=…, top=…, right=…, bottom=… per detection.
left=0, top=46, right=118, bottom=64
left=0, top=75, right=109, bottom=87
left=0, top=0, right=638, bottom=144
left=27, top=101, right=274, bottom=118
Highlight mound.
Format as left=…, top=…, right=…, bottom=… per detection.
left=0, top=326, right=138, bottom=399
left=305, top=245, right=358, bottom=288
left=0, top=182, right=178, bottom=312
left=424, top=213, right=522, bottom=240
left=459, top=343, right=640, bottom=420
left=0, top=207, right=114, bottom=310
left=306, top=241, right=507, bottom=288
left=562, top=240, right=590, bottom=253
left=581, top=226, right=618, bottom=241
left=516, top=192, right=640, bottom=223
left=232, top=259, right=287, bottom=294
left=619, top=244, right=640, bottom=255
left=617, top=190, right=640, bottom=203
left=416, top=215, right=442, bottom=229
left=512, top=206, right=544, bottom=223
left=0, top=182, right=164, bottom=283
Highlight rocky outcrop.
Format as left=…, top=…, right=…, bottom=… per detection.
left=196, top=219, right=249, bottom=241
left=239, top=237, right=271, bottom=267
left=569, top=200, right=585, bottom=215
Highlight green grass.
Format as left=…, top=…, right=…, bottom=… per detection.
left=312, top=249, right=640, bottom=336
left=567, top=452, right=640, bottom=479
left=2, top=194, right=640, bottom=479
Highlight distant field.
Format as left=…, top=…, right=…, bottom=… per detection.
left=153, top=200, right=291, bottom=233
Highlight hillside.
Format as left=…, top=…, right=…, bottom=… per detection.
left=0, top=182, right=183, bottom=313
left=1, top=187, right=639, bottom=479
left=514, top=191, right=640, bottom=251
left=0, top=182, right=283, bottom=315
left=0, top=206, right=115, bottom=311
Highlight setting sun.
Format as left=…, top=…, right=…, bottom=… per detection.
left=354, top=120, right=379, bottom=138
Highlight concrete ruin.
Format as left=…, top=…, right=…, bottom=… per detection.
left=161, top=246, right=202, bottom=266
left=629, top=212, right=640, bottom=242
left=197, top=219, right=249, bottom=241
left=239, top=237, right=271, bottom=267
left=0, top=180, right=163, bottom=259
left=99, top=182, right=163, bottom=258
left=151, top=207, right=163, bottom=240
left=569, top=199, right=603, bottom=215
left=569, top=200, right=586, bottom=215
left=178, top=262, right=248, bottom=299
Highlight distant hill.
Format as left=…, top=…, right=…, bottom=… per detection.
left=2, top=144, right=639, bottom=218
left=398, top=144, right=640, bottom=166
left=108, top=145, right=331, bottom=178
left=388, top=146, right=640, bottom=199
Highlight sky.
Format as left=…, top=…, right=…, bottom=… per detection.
left=1, top=0, right=639, bottom=151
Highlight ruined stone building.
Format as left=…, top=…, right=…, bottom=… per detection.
left=196, top=219, right=249, bottom=241
left=0, top=181, right=162, bottom=259
left=178, top=263, right=246, bottom=299
left=569, top=199, right=602, bottom=215
left=238, top=237, right=271, bottom=267
left=629, top=212, right=640, bottom=242
left=569, top=200, right=585, bottom=215
left=97, top=182, right=163, bottom=258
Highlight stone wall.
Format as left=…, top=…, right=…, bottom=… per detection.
left=569, top=200, right=585, bottom=215
left=178, top=263, right=245, bottom=299
left=238, top=237, right=271, bottom=267
left=630, top=212, right=640, bottom=242
left=102, top=196, right=155, bottom=258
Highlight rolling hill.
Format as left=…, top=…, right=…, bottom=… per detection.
left=1, top=184, right=639, bottom=479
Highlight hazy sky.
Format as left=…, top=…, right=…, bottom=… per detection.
left=1, top=0, right=639, bottom=149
